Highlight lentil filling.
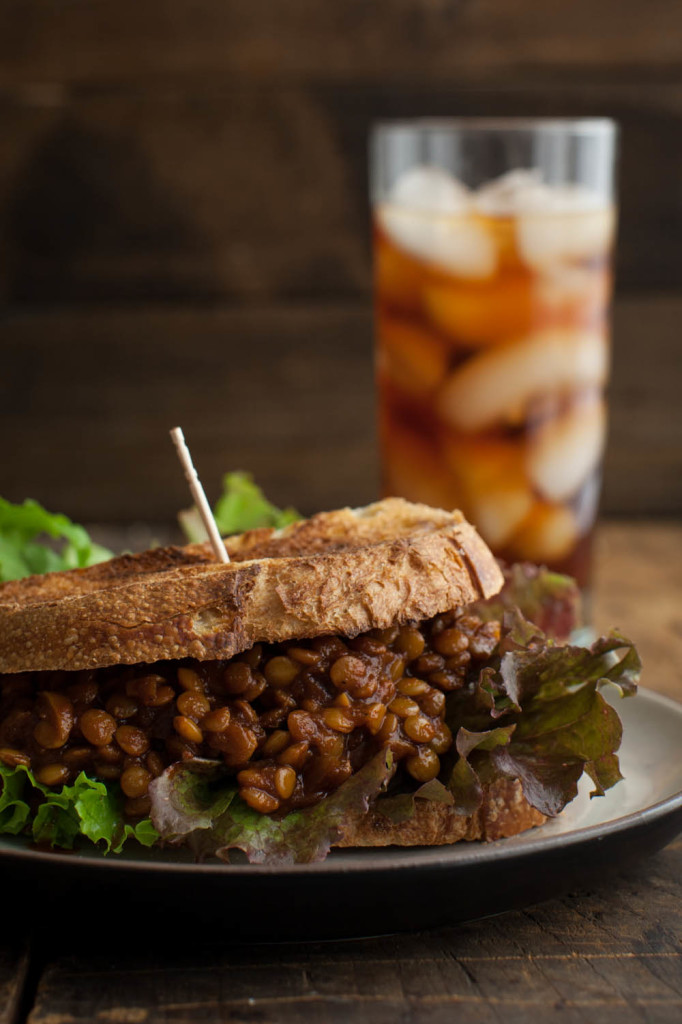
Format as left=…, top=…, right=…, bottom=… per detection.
left=0, top=609, right=500, bottom=819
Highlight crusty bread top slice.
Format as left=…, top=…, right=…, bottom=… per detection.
left=0, top=498, right=503, bottom=674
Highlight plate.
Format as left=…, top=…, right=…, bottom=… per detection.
left=2, top=687, right=682, bottom=940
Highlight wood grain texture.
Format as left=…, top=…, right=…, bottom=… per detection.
left=2, top=295, right=681, bottom=520
left=594, top=522, right=682, bottom=702
left=0, top=304, right=376, bottom=521
left=0, top=86, right=368, bottom=303
left=24, top=840, right=682, bottom=1023
left=1, top=519, right=679, bottom=1024
left=2, top=82, right=682, bottom=301
left=1, top=0, right=682, bottom=85
left=0, top=940, right=29, bottom=1024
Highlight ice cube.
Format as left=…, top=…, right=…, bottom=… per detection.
left=475, top=169, right=548, bottom=217
left=508, top=502, right=578, bottom=563
left=378, top=205, right=497, bottom=280
left=526, top=395, right=606, bottom=502
left=537, top=265, right=612, bottom=326
left=442, top=436, right=533, bottom=548
left=474, top=171, right=614, bottom=266
left=377, top=313, right=449, bottom=397
left=424, top=275, right=534, bottom=348
left=389, top=166, right=470, bottom=214
left=472, top=489, right=535, bottom=551
left=517, top=206, right=616, bottom=269
left=476, top=172, right=606, bottom=217
left=382, top=422, right=465, bottom=512
left=374, top=234, right=424, bottom=313
left=437, top=328, right=609, bottom=433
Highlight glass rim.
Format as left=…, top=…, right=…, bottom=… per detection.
left=372, top=117, right=617, bottom=138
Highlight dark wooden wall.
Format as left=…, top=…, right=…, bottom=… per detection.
left=1, top=0, right=681, bottom=522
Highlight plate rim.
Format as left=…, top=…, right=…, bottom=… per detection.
left=2, top=685, right=681, bottom=877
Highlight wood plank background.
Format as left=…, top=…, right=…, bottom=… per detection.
left=0, top=520, right=678, bottom=1022
left=1, top=296, right=680, bottom=521
left=15, top=837, right=682, bottom=1022
left=1, top=0, right=681, bottom=520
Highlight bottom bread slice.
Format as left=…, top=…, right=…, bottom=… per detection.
left=336, top=778, right=546, bottom=847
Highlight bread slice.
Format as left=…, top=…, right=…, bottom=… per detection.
left=0, top=499, right=503, bottom=674
left=336, top=777, right=546, bottom=848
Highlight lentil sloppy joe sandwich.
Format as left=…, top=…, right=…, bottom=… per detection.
left=0, top=498, right=639, bottom=864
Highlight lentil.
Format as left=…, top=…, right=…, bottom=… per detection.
left=105, top=694, right=139, bottom=720
left=388, top=696, right=420, bottom=718
left=241, top=787, right=280, bottom=813
left=274, top=765, right=297, bottom=800
left=406, top=748, right=440, bottom=782
left=176, top=692, right=211, bottom=720
left=95, top=743, right=123, bottom=765
left=403, top=714, right=437, bottom=743
left=414, top=652, right=445, bottom=675
left=0, top=605, right=500, bottom=819
left=120, top=765, right=152, bottom=799
left=430, top=722, right=453, bottom=755
left=145, top=684, right=175, bottom=708
left=173, top=716, right=203, bottom=744
left=261, top=730, right=290, bottom=757
left=223, top=662, right=254, bottom=694
left=259, top=707, right=288, bottom=729
left=177, top=667, right=204, bottom=692
left=63, top=746, right=92, bottom=770
left=201, top=707, right=232, bottom=733
left=286, top=646, right=321, bottom=666
left=146, top=751, right=165, bottom=777
left=240, top=674, right=268, bottom=702
left=218, top=723, right=258, bottom=765
left=241, top=644, right=263, bottom=669
left=433, top=627, right=470, bottom=657
left=397, top=677, right=430, bottom=697
left=264, top=656, right=299, bottom=688
left=395, top=626, right=425, bottom=661
left=277, top=741, right=310, bottom=769
left=0, top=747, right=31, bottom=768
left=34, top=692, right=74, bottom=749
left=115, top=725, right=149, bottom=757
left=36, top=763, right=70, bottom=787
left=322, top=708, right=356, bottom=733
left=419, top=688, right=446, bottom=717
left=79, top=708, right=116, bottom=747
left=365, top=702, right=387, bottom=735
left=67, top=679, right=99, bottom=706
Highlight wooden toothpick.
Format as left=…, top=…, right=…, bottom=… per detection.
left=170, top=427, right=230, bottom=563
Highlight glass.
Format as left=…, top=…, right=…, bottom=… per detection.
left=371, top=118, right=617, bottom=592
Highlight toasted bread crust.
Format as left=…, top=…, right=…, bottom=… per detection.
left=0, top=499, right=503, bottom=673
left=336, top=777, right=546, bottom=848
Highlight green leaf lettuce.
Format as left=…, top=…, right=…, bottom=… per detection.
left=442, top=627, right=640, bottom=818
left=0, top=497, right=112, bottom=582
left=179, top=471, right=301, bottom=543
left=149, top=752, right=394, bottom=865
left=0, top=764, right=158, bottom=853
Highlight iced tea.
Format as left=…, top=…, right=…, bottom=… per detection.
left=374, top=167, right=615, bottom=587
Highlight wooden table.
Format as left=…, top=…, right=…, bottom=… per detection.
left=1, top=520, right=681, bottom=1024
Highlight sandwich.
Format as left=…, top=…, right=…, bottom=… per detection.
left=0, top=498, right=638, bottom=863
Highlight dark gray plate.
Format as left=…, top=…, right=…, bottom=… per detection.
left=2, top=687, right=681, bottom=940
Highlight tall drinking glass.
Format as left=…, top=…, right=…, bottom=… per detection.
left=371, top=118, right=617, bottom=592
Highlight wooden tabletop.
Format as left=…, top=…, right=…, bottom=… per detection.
left=1, top=519, right=681, bottom=1024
